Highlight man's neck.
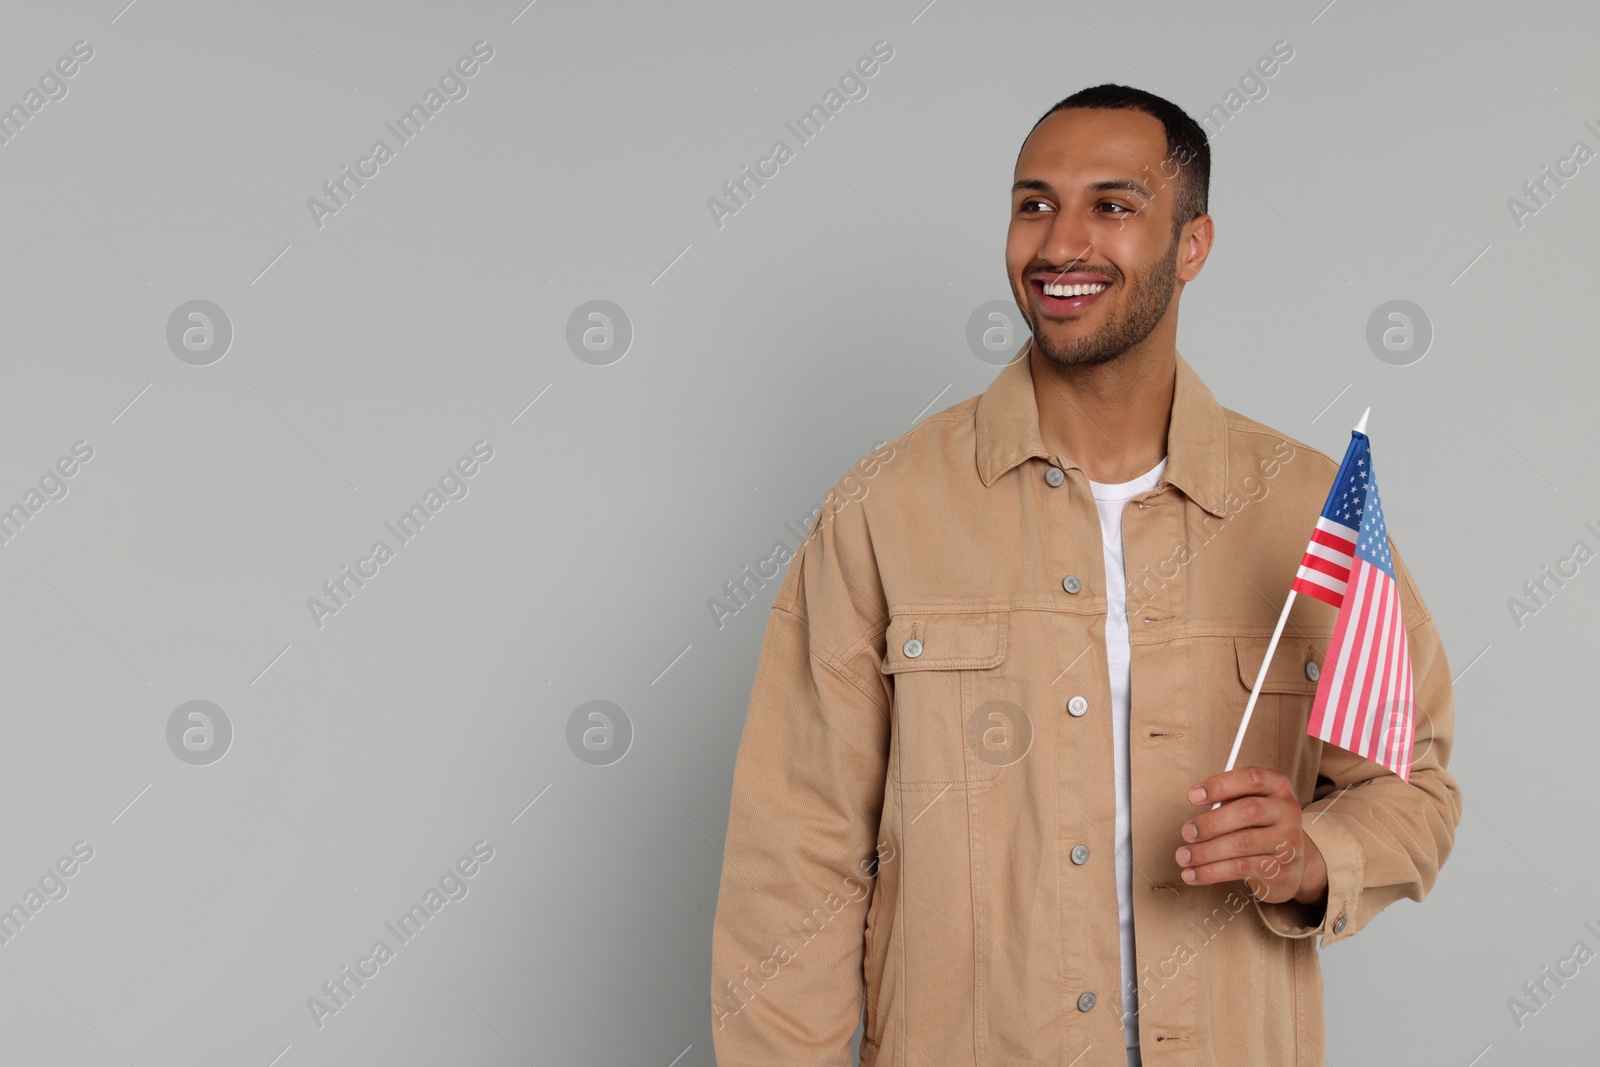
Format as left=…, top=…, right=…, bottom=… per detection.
left=1029, top=339, right=1175, bottom=485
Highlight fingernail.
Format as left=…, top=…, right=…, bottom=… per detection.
left=1183, top=823, right=1197, bottom=841
left=1176, top=848, right=1190, bottom=864
left=1189, top=787, right=1205, bottom=803
left=1182, top=868, right=1197, bottom=881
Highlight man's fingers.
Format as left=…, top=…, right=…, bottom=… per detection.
left=1179, top=843, right=1298, bottom=896
left=1180, top=854, right=1278, bottom=887
left=1182, top=793, right=1290, bottom=845
left=1176, top=825, right=1286, bottom=870
left=1188, top=765, right=1286, bottom=807
left=1182, top=858, right=1292, bottom=901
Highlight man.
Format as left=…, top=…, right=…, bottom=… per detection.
left=710, top=84, right=1461, bottom=1066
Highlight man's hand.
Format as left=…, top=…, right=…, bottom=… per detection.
left=1175, top=766, right=1328, bottom=906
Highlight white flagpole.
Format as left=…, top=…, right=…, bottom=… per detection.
left=1213, top=408, right=1369, bottom=810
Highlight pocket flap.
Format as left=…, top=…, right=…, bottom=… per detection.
left=880, top=611, right=1008, bottom=673
left=1235, top=635, right=1321, bottom=696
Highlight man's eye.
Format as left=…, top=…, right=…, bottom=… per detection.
left=1020, top=199, right=1053, bottom=214
left=1100, top=202, right=1134, bottom=214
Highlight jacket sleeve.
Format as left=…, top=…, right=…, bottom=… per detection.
left=1253, top=537, right=1464, bottom=946
left=709, top=495, right=892, bottom=1066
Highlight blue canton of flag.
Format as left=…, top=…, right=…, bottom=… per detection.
left=1356, top=467, right=1394, bottom=577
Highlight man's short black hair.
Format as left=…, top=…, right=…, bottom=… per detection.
left=1026, top=84, right=1210, bottom=240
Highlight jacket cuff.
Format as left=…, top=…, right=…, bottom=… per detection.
left=1250, top=811, right=1362, bottom=947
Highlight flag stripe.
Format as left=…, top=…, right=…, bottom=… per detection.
left=1398, top=647, right=1414, bottom=781
left=1358, top=579, right=1398, bottom=763
left=1294, top=566, right=1346, bottom=592
left=1293, top=573, right=1345, bottom=607
left=1304, top=540, right=1354, bottom=567
left=1405, top=654, right=1416, bottom=778
left=1345, top=574, right=1381, bottom=755
left=1394, top=602, right=1412, bottom=775
left=1311, top=525, right=1357, bottom=553
left=1314, top=516, right=1359, bottom=541
left=1298, top=551, right=1349, bottom=580
left=1331, top=564, right=1374, bottom=751
left=1381, top=597, right=1405, bottom=771
left=1340, top=565, right=1385, bottom=753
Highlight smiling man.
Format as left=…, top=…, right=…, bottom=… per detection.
left=710, top=84, right=1461, bottom=1067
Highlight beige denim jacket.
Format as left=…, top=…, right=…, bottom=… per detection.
left=710, top=345, right=1462, bottom=1066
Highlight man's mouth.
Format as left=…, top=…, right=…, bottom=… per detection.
left=1030, top=275, right=1111, bottom=316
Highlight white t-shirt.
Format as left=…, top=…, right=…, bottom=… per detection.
left=1088, top=456, right=1167, bottom=1056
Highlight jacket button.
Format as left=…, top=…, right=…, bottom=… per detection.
left=1077, top=991, right=1096, bottom=1012
left=1045, top=466, right=1065, bottom=487
left=1062, top=575, right=1082, bottom=594
left=1071, top=844, right=1090, bottom=864
left=1306, top=661, right=1321, bottom=681
left=902, top=638, right=923, bottom=659
left=1332, top=914, right=1347, bottom=935
left=1068, top=696, right=1088, bottom=717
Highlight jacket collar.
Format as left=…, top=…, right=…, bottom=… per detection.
left=974, top=337, right=1231, bottom=517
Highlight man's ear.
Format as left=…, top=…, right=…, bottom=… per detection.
left=1177, top=213, right=1214, bottom=283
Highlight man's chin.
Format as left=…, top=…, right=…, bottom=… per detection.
left=1031, top=331, right=1126, bottom=368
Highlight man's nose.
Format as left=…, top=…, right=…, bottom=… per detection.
left=1039, top=211, right=1095, bottom=275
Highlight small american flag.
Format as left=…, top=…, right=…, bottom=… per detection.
left=1291, top=430, right=1416, bottom=781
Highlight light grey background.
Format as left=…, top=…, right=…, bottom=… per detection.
left=0, top=0, right=1592, bottom=1064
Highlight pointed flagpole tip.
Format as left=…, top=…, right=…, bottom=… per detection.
left=1354, top=407, right=1370, bottom=434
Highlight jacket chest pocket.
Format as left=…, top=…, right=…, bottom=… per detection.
left=879, top=610, right=1016, bottom=788
left=1231, top=635, right=1323, bottom=792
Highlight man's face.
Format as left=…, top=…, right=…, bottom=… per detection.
left=1006, top=107, right=1195, bottom=368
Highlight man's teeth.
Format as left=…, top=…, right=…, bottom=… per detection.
left=1042, top=281, right=1108, bottom=298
